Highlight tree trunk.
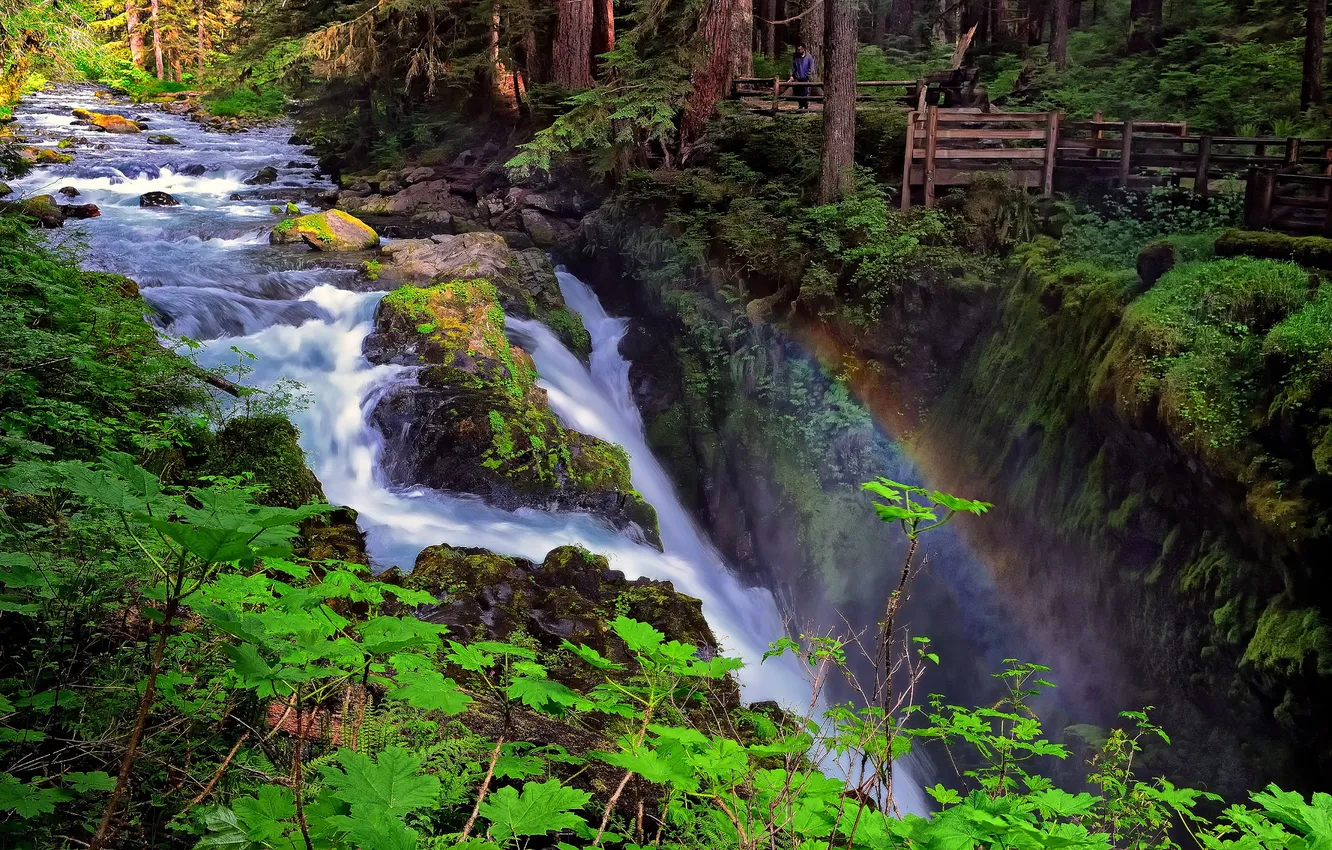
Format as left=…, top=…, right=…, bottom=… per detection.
left=172, top=51, right=182, bottom=82
left=552, top=0, right=594, bottom=87
left=680, top=0, right=741, bottom=157
left=127, top=0, right=146, bottom=69
left=1304, top=0, right=1327, bottom=109
left=1127, top=0, right=1150, bottom=50
left=799, top=0, right=824, bottom=75
left=763, top=0, right=777, bottom=55
left=196, top=0, right=205, bottom=74
left=1025, top=0, right=1047, bottom=45
left=1068, top=0, right=1080, bottom=27
left=592, top=0, right=614, bottom=75
left=888, top=0, right=912, bottom=36
left=730, top=0, right=754, bottom=80
left=1048, top=0, right=1069, bottom=69
left=818, top=0, right=856, bottom=202
left=151, top=0, right=164, bottom=80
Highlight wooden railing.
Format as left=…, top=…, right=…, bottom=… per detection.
left=729, top=77, right=917, bottom=115
left=902, top=107, right=1060, bottom=208
left=1245, top=171, right=1332, bottom=235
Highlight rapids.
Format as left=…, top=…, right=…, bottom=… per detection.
left=8, top=87, right=931, bottom=814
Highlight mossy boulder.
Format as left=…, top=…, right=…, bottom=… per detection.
left=1216, top=229, right=1332, bottom=271
left=365, top=279, right=659, bottom=546
left=147, top=134, right=180, bottom=145
left=3, top=194, right=66, bottom=228
left=405, top=544, right=717, bottom=662
left=71, top=108, right=141, bottom=133
left=18, top=147, right=74, bottom=165
left=374, top=232, right=591, bottom=357
left=270, top=209, right=379, bottom=251
left=192, top=414, right=323, bottom=508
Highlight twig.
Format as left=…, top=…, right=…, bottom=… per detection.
left=461, top=737, right=504, bottom=841
left=757, top=1, right=823, bottom=25
left=185, top=732, right=250, bottom=810
left=594, top=771, right=634, bottom=846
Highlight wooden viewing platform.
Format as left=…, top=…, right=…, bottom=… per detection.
left=901, top=105, right=1332, bottom=237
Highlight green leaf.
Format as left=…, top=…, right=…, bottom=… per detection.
left=561, top=640, right=624, bottom=671
left=0, top=775, right=71, bottom=818
left=477, top=780, right=591, bottom=842
left=358, top=616, right=449, bottom=655
left=321, top=747, right=440, bottom=818
left=233, top=784, right=297, bottom=843
left=195, top=805, right=252, bottom=849
left=64, top=771, right=117, bottom=793
left=386, top=670, right=471, bottom=714
left=611, top=617, right=664, bottom=653
left=507, top=676, right=579, bottom=714
left=446, top=641, right=496, bottom=672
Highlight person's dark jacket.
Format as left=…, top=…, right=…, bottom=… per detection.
left=792, top=53, right=814, bottom=81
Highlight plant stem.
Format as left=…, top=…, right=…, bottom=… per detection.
left=89, top=594, right=179, bottom=850
left=461, top=736, right=504, bottom=841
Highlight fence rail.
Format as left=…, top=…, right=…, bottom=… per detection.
left=899, top=106, right=1332, bottom=236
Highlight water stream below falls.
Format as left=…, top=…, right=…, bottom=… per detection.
left=9, top=87, right=929, bottom=815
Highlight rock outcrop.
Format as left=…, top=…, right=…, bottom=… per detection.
left=373, top=231, right=591, bottom=357
left=269, top=209, right=379, bottom=251
left=71, top=108, right=141, bottom=134
left=364, top=278, right=658, bottom=546
left=404, top=544, right=718, bottom=659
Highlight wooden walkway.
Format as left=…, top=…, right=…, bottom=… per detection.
left=901, top=105, right=1332, bottom=236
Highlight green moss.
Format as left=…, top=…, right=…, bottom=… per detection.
left=546, top=307, right=592, bottom=358
left=1216, top=229, right=1332, bottom=271
left=1243, top=604, right=1332, bottom=677
left=362, top=258, right=382, bottom=281
left=273, top=219, right=294, bottom=235
left=196, top=414, right=322, bottom=508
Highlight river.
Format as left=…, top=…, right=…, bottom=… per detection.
left=7, top=86, right=932, bottom=814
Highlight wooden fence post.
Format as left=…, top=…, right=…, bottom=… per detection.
left=772, top=77, right=780, bottom=117
left=923, top=105, right=939, bottom=208
left=1244, top=168, right=1277, bottom=229
left=901, top=111, right=917, bottom=212
left=1093, top=111, right=1104, bottom=158
left=1042, top=112, right=1060, bottom=195
left=1286, top=137, right=1301, bottom=168
left=1119, top=120, right=1134, bottom=188
left=1193, top=136, right=1212, bottom=197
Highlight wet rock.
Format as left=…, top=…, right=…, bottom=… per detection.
left=403, top=166, right=437, bottom=184
left=229, top=193, right=242, bottom=200
left=363, top=279, right=659, bottom=545
left=19, top=147, right=74, bottom=165
left=58, top=186, right=80, bottom=197
left=71, top=108, right=141, bottom=133
left=140, top=191, right=181, bottom=207
left=0, top=182, right=10, bottom=198
left=410, top=210, right=454, bottom=233
left=4, top=195, right=65, bottom=227
left=269, top=209, right=379, bottom=251
left=180, top=164, right=208, bottom=176
left=405, top=545, right=716, bottom=659
left=147, top=133, right=180, bottom=145
left=287, top=133, right=309, bottom=146
left=163, top=101, right=197, bottom=115
left=60, top=203, right=100, bottom=220
left=239, top=186, right=338, bottom=204
left=499, top=230, right=533, bottom=250
left=245, top=166, right=279, bottom=185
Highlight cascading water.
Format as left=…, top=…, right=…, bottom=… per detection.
left=8, top=86, right=930, bottom=814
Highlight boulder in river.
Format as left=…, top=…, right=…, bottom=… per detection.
left=140, top=191, right=180, bottom=207
left=375, top=231, right=590, bottom=356
left=4, top=195, right=66, bottom=228
left=269, top=209, right=379, bottom=251
left=179, top=164, right=208, bottom=177
left=245, top=166, right=279, bottom=185
left=401, top=544, right=718, bottom=660
left=147, top=134, right=180, bottom=145
left=58, top=186, right=79, bottom=197
left=363, top=278, right=659, bottom=546
left=71, top=108, right=141, bottom=134
left=19, top=147, right=74, bottom=165
left=60, top=203, right=100, bottom=220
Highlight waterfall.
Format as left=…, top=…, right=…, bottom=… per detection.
left=7, top=85, right=927, bottom=816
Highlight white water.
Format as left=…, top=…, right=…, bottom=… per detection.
left=9, top=86, right=927, bottom=815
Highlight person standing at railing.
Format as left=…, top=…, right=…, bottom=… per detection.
left=788, top=44, right=815, bottom=110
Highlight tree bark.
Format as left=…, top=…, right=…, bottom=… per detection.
left=127, top=0, right=146, bottom=69
left=1048, top=0, right=1069, bottom=69
left=592, top=0, right=614, bottom=76
left=887, top=0, right=913, bottom=36
left=799, top=0, right=824, bottom=75
left=1304, top=0, right=1327, bottom=109
left=196, top=0, right=205, bottom=74
left=552, top=0, right=594, bottom=87
left=1025, top=0, right=1047, bottom=45
left=1068, top=0, right=1080, bottom=27
left=818, top=0, right=856, bottom=202
left=730, top=0, right=754, bottom=80
left=1127, top=0, right=1152, bottom=51
left=151, top=0, right=164, bottom=80
left=680, top=0, right=741, bottom=157
left=763, top=0, right=777, bottom=55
